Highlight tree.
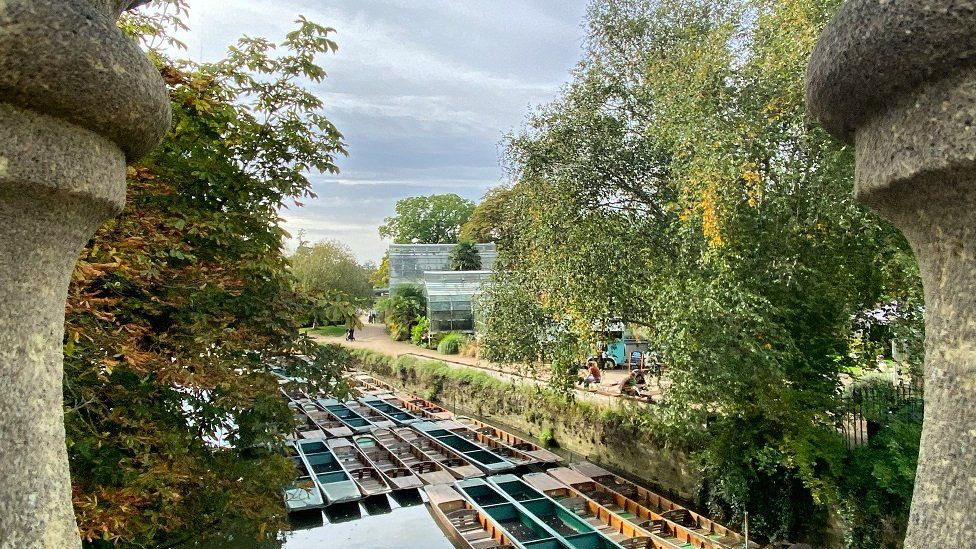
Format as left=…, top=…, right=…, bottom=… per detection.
left=64, top=9, right=350, bottom=545
left=459, top=186, right=518, bottom=246
left=449, top=241, right=482, bottom=271
left=369, top=253, right=390, bottom=288
left=376, top=284, right=426, bottom=341
left=480, top=0, right=922, bottom=542
left=378, top=193, right=475, bottom=244
left=291, top=239, right=373, bottom=304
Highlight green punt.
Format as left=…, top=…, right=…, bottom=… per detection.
left=358, top=395, right=422, bottom=425
left=344, top=400, right=397, bottom=429
left=412, top=421, right=515, bottom=474
left=488, top=475, right=622, bottom=549
left=284, top=443, right=324, bottom=512
left=316, top=398, right=375, bottom=434
left=455, top=478, right=571, bottom=549
left=296, top=438, right=361, bottom=505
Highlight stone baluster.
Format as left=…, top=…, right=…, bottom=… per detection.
left=807, top=1, right=976, bottom=545
left=0, top=0, right=169, bottom=545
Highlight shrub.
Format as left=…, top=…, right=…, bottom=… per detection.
left=410, top=316, right=430, bottom=346
left=459, top=339, right=479, bottom=358
left=437, top=332, right=468, bottom=355
left=539, top=428, right=558, bottom=449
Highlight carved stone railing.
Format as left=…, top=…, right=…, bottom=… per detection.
left=807, top=1, right=976, bottom=545
left=0, top=0, right=169, bottom=545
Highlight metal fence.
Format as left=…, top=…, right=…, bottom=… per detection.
left=842, top=383, right=923, bottom=448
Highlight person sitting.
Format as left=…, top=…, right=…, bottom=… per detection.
left=583, top=362, right=602, bottom=388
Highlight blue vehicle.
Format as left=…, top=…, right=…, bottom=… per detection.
left=584, top=322, right=651, bottom=370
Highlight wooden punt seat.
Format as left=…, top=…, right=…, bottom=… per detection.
left=411, top=461, right=439, bottom=474
left=661, top=509, right=692, bottom=526
left=447, top=509, right=490, bottom=542
left=561, top=496, right=589, bottom=516
left=621, top=537, right=654, bottom=549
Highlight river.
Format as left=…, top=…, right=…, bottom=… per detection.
left=283, top=490, right=454, bottom=548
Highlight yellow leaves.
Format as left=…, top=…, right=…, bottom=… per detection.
left=742, top=162, right=764, bottom=209
left=700, top=183, right=724, bottom=248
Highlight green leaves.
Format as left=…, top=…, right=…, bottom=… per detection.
left=378, top=194, right=477, bottom=244
left=65, top=12, right=348, bottom=546
left=479, top=0, right=921, bottom=542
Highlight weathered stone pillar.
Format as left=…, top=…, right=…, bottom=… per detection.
left=0, top=1, right=169, bottom=546
left=807, top=1, right=976, bottom=546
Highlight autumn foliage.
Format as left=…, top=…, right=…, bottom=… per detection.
left=63, top=15, right=348, bottom=546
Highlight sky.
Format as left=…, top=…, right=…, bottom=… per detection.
left=172, top=0, right=591, bottom=263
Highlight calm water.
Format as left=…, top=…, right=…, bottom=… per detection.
left=283, top=491, right=454, bottom=549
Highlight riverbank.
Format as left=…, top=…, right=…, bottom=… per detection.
left=347, top=347, right=700, bottom=501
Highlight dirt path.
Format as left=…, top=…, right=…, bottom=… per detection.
left=312, top=321, right=658, bottom=408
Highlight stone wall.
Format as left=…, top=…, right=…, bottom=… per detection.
left=349, top=348, right=699, bottom=500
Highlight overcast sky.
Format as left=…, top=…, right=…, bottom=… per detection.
left=172, top=0, right=590, bottom=263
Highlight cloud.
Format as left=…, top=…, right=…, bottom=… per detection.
left=168, top=0, right=589, bottom=262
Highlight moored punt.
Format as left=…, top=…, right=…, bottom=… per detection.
left=295, top=439, right=361, bottom=505
left=457, top=416, right=562, bottom=464
left=398, top=393, right=455, bottom=420
left=455, top=479, right=576, bottom=549
left=344, top=399, right=397, bottom=429
left=424, top=483, right=516, bottom=549
left=358, top=394, right=422, bottom=425
left=300, top=401, right=355, bottom=438
left=394, top=427, right=485, bottom=479
left=522, top=473, right=681, bottom=549
left=284, top=443, right=325, bottom=512
left=327, top=438, right=393, bottom=497
left=288, top=402, right=326, bottom=440
left=352, top=434, right=423, bottom=491
left=487, top=474, right=623, bottom=549
left=371, top=428, right=456, bottom=485
left=433, top=420, right=539, bottom=467
left=569, top=463, right=743, bottom=549
left=549, top=468, right=739, bottom=549
left=413, top=421, right=516, bottom=474
left=317, top=398, right=375, bottom=434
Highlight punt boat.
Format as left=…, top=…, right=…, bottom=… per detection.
left=284, top=443, right=324, bottom=512
left=294, top=439, right=361, bottom=505
left=412, top=421, right=516, bottom=474
left=457, top=416, right=562, bottom=463
left=393, top=427, right=485, bottom=479
left=456, top=478, right=615, bottom=549
left=398, top=393, right=455, bottom=420
left=316, top=398, right=376, bottom=434
left=358, top=394, right=423, bottom=425
left=569, top=462, right=743, bottom=549
left=299, top=401, right=355, bottom=438
left=487, top=474, right=623, bottom=549
left=344, top=399, right=397, bottom=430
left=429, top=420, right=539, bottom=467
left=522, top=472, right=681, bottom=549
left=288, top=402, right=326, bottom=440
left=326, top=438, right=393, bottom=497
left=352, top=434, right=423, bottom=491
left=371, top=428, right=456, bottom=485
left=550, top=467, right=739, bottom=549
left=424, top=483, right=516, bottom=549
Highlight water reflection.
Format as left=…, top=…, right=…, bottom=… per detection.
left=283, top=490, right=454, bottom=549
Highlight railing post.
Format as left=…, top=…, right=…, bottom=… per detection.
left=807, top=2, right=976, bottom=545
left=0, top=1, right=169, bottom=545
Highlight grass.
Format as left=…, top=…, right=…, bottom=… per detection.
left=302, top=325, right=348, bottom=337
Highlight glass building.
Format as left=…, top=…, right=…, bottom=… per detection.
left=388, top=243, right=497, bottom=288
left=386, top=243, right=498, bottom=334
left=423, top=271, right=492, bottom=333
